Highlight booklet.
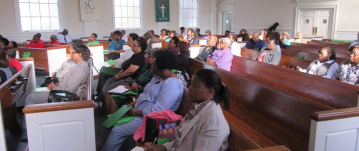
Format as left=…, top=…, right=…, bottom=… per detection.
left=108, top=85, right=129, bottom=94
left=23, top=52, right=31, bottom=58
left=103, top=105, right=132, bottom=128
left=33, top=87, right=50, bottom=93
left=106, top=59, right=116, bottom=65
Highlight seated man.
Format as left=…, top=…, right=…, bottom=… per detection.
left=48, top=34, right=61, bottom=45
left=25, top=43, right=90, bottom=105
left=26, top=34, right=44, bottom=48
left=196, top=35, right=218, bottom=61
left=3, top=47, right=23, bottom=74
left=349, top=32, right=359, bottom=48
left=297, top=46, right=338, bottom=79
left=57, top=29, right=76, bottom=43
left=87, top=33, right=100, bottom=46
left=0, top=38, right=9, bottom=49
left=229, top=33, right=241, bottom=56
left=121, top=30, right=128, bottom=42
left=244, top=32, right=265, bottom=51
left=257, top=38, right=281, bottom=66
left=106, top=30, right=126, bottom=60
left=206, top=38, right=233, bottom=71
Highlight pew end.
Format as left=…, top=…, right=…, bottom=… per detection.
left=23, top=100, right=96, bottom=151
left=309, top=107, right=359, bottom=151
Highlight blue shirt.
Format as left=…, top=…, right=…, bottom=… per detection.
left=57, top=34, right=75, bottom=43
left=135, top=76, right=184, bottom=116
left=108, top=39, right=126, bottom=50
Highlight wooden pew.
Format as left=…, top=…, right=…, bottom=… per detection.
left=228, top=56, right=359, bottom=109
left=23, top=61, right=94, bottom=151
left=0, top=64, right=32, bottom=135
left=187, top=58, right=332, bottom=151
left=23, top=100, right=95, bottom=151
left=17, top=58, right=36, bottom=107
left=18, top=47, right=67, bottom=75
left=283, top=45, right=348, bottom=63
left=309, top=107, right=359, bottom=150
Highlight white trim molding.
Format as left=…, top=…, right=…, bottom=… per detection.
left=335, top=30, right=358, bottom=40
left=294, top=1, right=338, bottom=39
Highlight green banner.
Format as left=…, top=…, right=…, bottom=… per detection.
left=156, top=0, right=170, bottom=22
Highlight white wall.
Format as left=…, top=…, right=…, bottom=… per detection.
left=0, top=0, right=358, bottom=42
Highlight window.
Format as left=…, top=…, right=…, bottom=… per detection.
left=18, top=0, right=60, bottom=31
left=179, top=0, right=198, bottom=28
left=114, top=0, right=141, bottom=29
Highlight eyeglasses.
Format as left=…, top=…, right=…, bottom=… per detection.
left=349, top=53, right=359, bottom=57
left=132, top=43, right=140, bottom=47
left=144, top=53, right=152, bottom=58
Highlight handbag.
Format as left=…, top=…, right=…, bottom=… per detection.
left=47, top=90, right=78, bottom=103
left=144, top=117, right=181, bottom=145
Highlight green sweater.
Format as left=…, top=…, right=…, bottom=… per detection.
left=86, top=41, right=100, bottom=46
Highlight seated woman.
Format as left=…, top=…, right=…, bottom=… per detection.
left=257, top=38, right=281, bottom=66
left=3, top=47, right=23, bottom=74
left=100, top=50, right=184, bottom=151
left=144, top=69, right=230, bottom=151
left=25, top=43, right=90, bottom=105
left=238, top=29, right=249, bottom=41
left=87, top=33, right=100, bottom=46
left=168, top=36, right=180, bottom=55
left=282, top=32, right=291, bottom=46
left=185, top=29, right=199, bottom=45
left=41, top=40, right=83, bottom=87
left=8, top=41, right=18, bottom=50
left=104, top=48, right=158, bottom=114
left=26, top=34, right=45, bottom=48
left=295, top=32, right=306, bottom=44
left=0, top=51, right=12, bottom=84
left=334, top=45, right=359, bottom=85
left=96, top=37, right=147, bottom=102
left=159, top=29, right=169, bottom=41
left=96, top=33, right=138, bottom=93
left=297, top=46, right=338, bottom=79
left=206, top=38, right=233, bottom=71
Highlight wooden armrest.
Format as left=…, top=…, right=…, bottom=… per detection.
left=23, top=100, right=94, bottom=114
left=245, top=145, right=290, bottom=151
left=311, top=107, right=359, bottom=121
left=16, top=58, right=34, bottom=61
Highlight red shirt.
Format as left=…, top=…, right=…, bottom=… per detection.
left=9, top=59, right=23, bottom=72
left=26, top=39, right=45, bottom=48
left=48, top=40, right=61, bottom=45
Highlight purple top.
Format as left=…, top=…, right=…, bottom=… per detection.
left=210, top=48, right=233, bottom=71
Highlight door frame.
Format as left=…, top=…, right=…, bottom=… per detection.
left=294, top=1, right=338, bottom=39
left=217, top=3, right=235, bottom=35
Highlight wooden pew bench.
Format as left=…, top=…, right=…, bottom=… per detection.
left=188, top=58, right=333, bottom=151
left=18, top=47, right=67, bottom=75
left=0, top=64, right=32, bottom=134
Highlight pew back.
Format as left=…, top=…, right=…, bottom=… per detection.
left=188, top=58, right=333, bottom=151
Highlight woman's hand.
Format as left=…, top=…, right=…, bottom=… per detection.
left=131, top=82, right=139, bottom=92
left=127, top=97, right=138, bottom=108
left=114, top=73, right=121, bottom=80
left=143, top=143, right=166, bottom=151
left=47, top=82, right=56, bottom=90
left=110, top=65, right=115, bottom=69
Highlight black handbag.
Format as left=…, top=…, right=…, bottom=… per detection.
left=48, top=90, right=78, bottom=103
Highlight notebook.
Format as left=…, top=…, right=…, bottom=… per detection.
left=103, top=105, right=132, bottom=128
left=23, top=52, right=30, bottom=58
left=108, top=85, right=129, bottom=94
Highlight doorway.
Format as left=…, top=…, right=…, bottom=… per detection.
left=222, top=12, right=232, bottom=34
left=298, top=8, right=334, bottom=39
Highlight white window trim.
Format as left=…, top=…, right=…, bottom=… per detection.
left=13, top=0, right=64, bottom=33
left=178, top=0, right=200, bottom=28
left=112, top=0, right=143, bottom=30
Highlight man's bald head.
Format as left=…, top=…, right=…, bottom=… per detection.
left=208, top=35, right=218, bottom=47
left=252, top=32, right=260, bottom=41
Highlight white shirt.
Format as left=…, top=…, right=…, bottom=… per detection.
left=122, top=35, right=128, bottom=42
left=57, top=34, right=76, bottom=43
left=300, top=60, right=339, bottom=79
left=231, top=41, right=241, bottom=56
left=114, top=48, right=134, bottom=68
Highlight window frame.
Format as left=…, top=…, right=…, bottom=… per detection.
left=178, top=0, right=200, bottom=28
left=112, top=0, right=143, bottom=29
left=14, top=0, right=64, bottom=33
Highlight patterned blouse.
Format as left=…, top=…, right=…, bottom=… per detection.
left=334, top=60, right=359, bottom=85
